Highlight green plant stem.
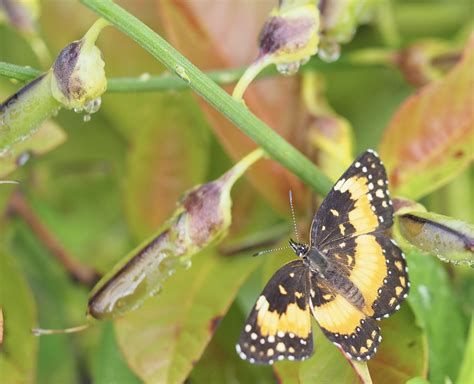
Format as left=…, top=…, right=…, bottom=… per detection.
left=80, top=0, right=333, bottom=196
left=1, top=48, right=397, bottom=93
left=0, top=61, right=42, bottom=82
left=0, top=61, right=253, bottom=92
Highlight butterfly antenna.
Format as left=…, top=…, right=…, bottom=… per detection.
left=253, top=246, right=290, bottom=257
left=289, top=190, right=300, bottom=242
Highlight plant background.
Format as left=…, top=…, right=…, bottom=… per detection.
left=0, top=1, right=473, bottom=384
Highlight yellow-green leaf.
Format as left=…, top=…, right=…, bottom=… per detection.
left=114, top=250, right=261, bottom=384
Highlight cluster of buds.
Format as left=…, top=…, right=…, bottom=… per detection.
left=395, top=39, right=463, bottom=86
left=87, top=149, right=264, bottom=320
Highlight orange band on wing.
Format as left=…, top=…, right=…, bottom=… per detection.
left=312, top=294, right=365, bottom=335
left=256, top=296, right=311, bottom=338
left=349, top=234, right=387, bottom=316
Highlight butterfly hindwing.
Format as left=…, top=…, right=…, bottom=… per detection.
left=370, top=236, right=410, bottom=319
left=309, top=276, right=381, bottom=361
left=236, top=260, right=313, bottom=364
left=310, top=150, right=393, bottom=249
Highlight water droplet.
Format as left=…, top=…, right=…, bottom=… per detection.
left=276, top=62, right=300, bottom=76
left=74, top=106, right=83, bottom=113
left=139, top=72, right=151, bottom=81
left=181, top=259, right=192, bottom=270
left=16, top=151, right=31, bottom=166
left=83, top=114, right=91, bottom=122
left=0, top=146, right=12, bottom=158
left=83, top=97, right=102, bottom=114
left=52, top=107, right=60, bottom=117
left=149, top=285, right=162, bottom=297
left=175, top=65, right=191, bottom=83
left=300, top=56, right=310, bottom=66
left=318, top=41, right=341, bottom=63
left=167, top=268, right=176, bottom=277
left=277, top=61, right=300, bottom=76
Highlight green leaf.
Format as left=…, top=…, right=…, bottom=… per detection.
left=398, top=211, right=474, bottom=267
left=0, top=120, right=66, bottom=178
left=114, top=249, right=261, bottom=384
left=457, top=315, right=474, bottom=384
left=273, top=325, right=362, bottom=384
left=379, top=35, right=474, bottom=199
left=406, top=378, right=431, bottom=384
left=125, top=92, right=210, bottom=239
left=91, top=322, right=141, bottom=384
left=403, top=247, right=467, bottom=383
left=0, top=248, right=38, bottom=384
left=190, top=302, right=273, bottom=384
left=10, top=223, right=86, bottom=384
left=367, top=305, right=428, bottom=383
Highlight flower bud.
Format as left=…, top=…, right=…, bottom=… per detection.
left=87, top=149, right=263, bottom=320
left=397, top=211, right=474, bottom=267
left=0, top=0, right=40, bottom=34
left=396, top=39, right=462, bottom=86
left=258, top=0, right=320, bottom=74
left=232, top=0, right=319, bottom=99
left=50, top=18, right=108, bottom=110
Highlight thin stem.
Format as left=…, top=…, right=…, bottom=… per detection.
left=80, top=0, right=333, bottom=196
left=32, top=323, right=90, bottom=336
left=0, top=61, right=251, bottom=92
left=232, top=56, right=271, bottom=100
left=0, top=61, right=42, bottom=82
left=7, top=192, right=101, bottom=287
left=0, top=49, right=393, bottom=93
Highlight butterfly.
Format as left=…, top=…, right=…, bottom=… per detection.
left=236, top=149, right=410, bottom=364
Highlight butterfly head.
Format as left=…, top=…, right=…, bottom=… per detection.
left=289, top=238, right=309, bottom=258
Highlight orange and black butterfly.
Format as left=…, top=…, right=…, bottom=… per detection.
left=236, top=150, right=410, bottom=364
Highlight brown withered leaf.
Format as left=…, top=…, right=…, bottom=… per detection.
left=158, top=0, right=309, bottom=213
left=379, top=33, right=474, bottom=200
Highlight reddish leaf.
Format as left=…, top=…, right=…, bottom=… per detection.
left=379, top=34, right=474, bottom=199
left=124, top=93, right=210, bottom=238
left=158, top=0, right=309, bottom=213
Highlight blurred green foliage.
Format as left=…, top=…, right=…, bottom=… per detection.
left=1, top=1, right=473, bottom=384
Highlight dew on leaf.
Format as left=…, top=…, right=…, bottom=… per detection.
left=175, top=65, right=191, bottom=83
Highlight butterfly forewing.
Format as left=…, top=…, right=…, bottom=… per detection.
left=236, top=260, right=313, bottom=364
left=310, top=150, right=393, bottom=249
